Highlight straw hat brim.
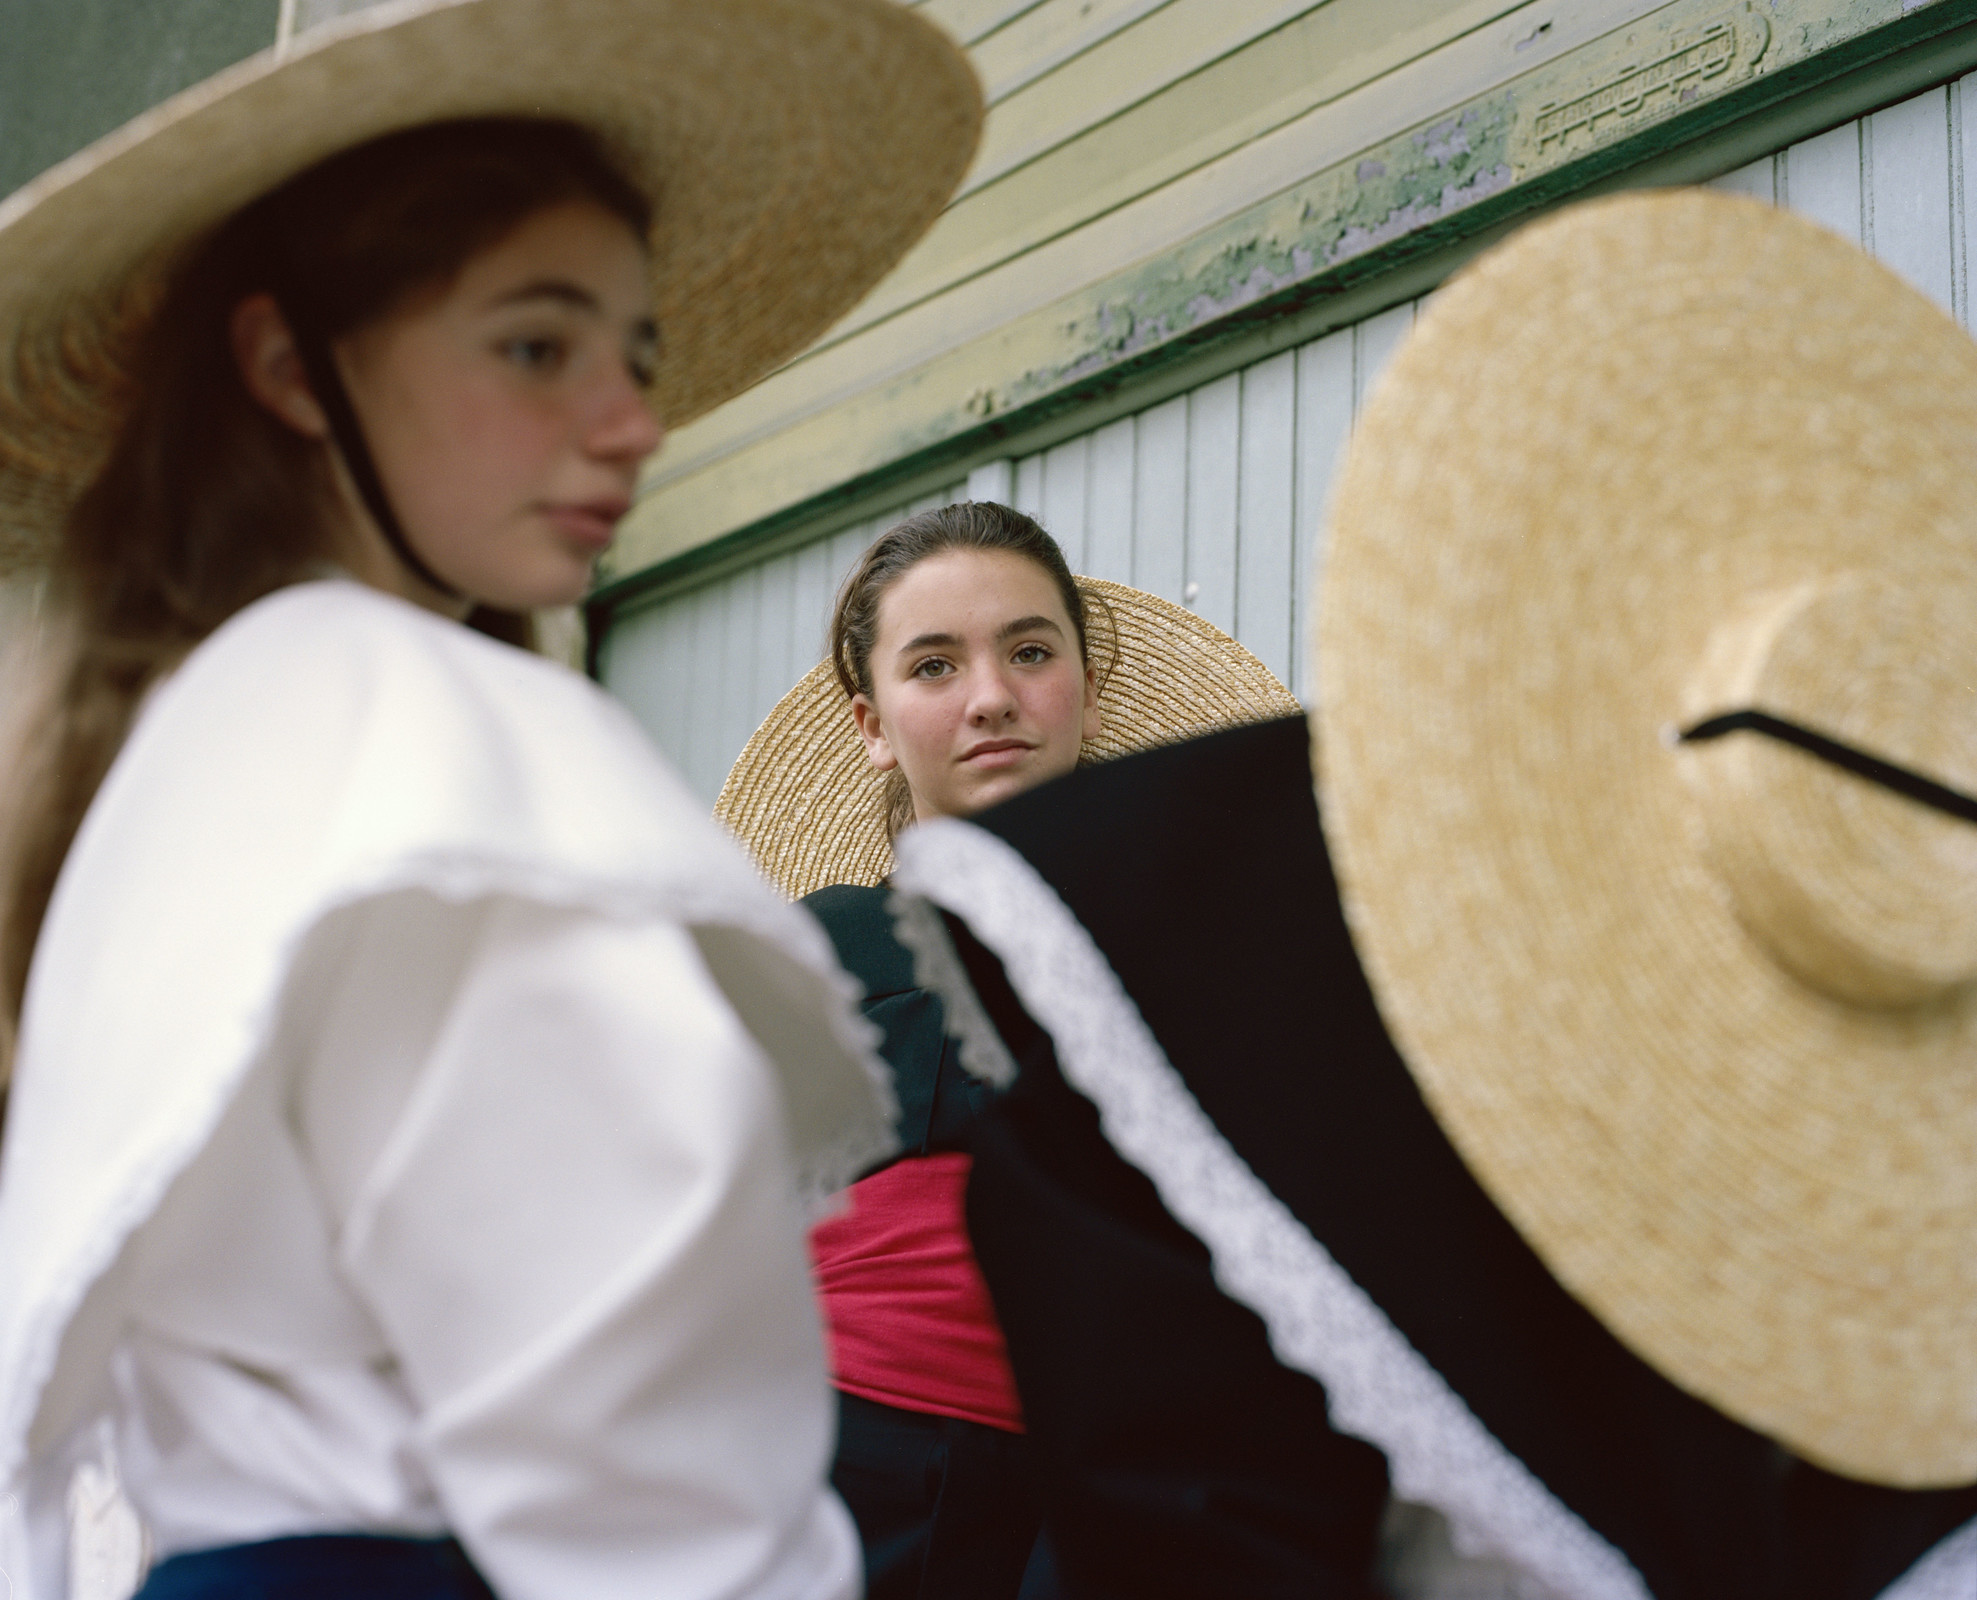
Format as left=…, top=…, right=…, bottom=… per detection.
left=0, top=0, right=980, bottom=575
left=718, top=576, right=1302, bottom=900
left=1318, top=189, right=1977, bottom=1486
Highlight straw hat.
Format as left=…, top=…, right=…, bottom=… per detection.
left=719, top=576, right=1301, bottom=899
left=0, top=0, right=980, bottom=575
left=1317, top=188, right=1977, bottom=1487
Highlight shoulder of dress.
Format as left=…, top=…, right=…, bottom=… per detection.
left=800, top=883, right=919, bottom=1000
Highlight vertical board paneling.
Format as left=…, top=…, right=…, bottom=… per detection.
left=718, top=567, right=760, bottom=796
left=598, top=590, right=686, bottom=765
left=1085, top=415, right=1138, bottom=584
left=1235, top=350, right=1296, bottom=686
left=1132, top=396, right=1189, bottom=602
left=1013, top=452, right=1047, bottom=518
left=1042, top=435, right=1091, bottom=568
left=1292, top=326, right=1354, bottom=702
left=1184, top=372, right=1241, bottom=635
left=1867, top=87, right=1955, bottom=311
left=829, top=519, right=871, bottom=595
left=968, top=459, right=1016, bottom=502
left=1783, top=120, right=1864, bottom=243
left=756, top=551, right=796, bottom=723
left=605, top=75, right=1977, bottom=800
left=793, top=534, right=834, bottom=671
left=1957, top=73, right=1977, bottom=328
left=1354, top=302, right=1414, bottom=416
left=1709, top=155, right=1777, bottom=202
left=686, top=584, right=728, bottom=800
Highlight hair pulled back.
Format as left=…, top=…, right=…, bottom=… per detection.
left=828, top=500, right=1113, bottom=840
left=0, top=117, right=650, bottom=1087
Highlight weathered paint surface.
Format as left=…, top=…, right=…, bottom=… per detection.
left=603, top=68, right=1977, bottom=799
left=604, top=0, right=1975, bottom=600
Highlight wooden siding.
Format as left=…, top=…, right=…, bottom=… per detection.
left=601, top=70, right=1977, bottom=805
left=607, top=0, right=1977, bottom=586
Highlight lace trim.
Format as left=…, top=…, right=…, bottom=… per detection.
left=885, top=891, right=1015, bottom=1089
left=1880, top=1516, right=1977, bottom=1600
left=892, top=818, right=1650, bottom=1600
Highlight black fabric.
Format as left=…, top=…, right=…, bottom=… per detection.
left=135, top=1535, right=496, bottom=1599
left=959, top=938, right=1389, bottom=1599
left=833, top=1391, right=1046, bottom=1600
left=951, top=714, right=1977, bottom=1600
left=805, top=883, right=994, bottom=1163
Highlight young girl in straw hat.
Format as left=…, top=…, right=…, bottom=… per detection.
left=0, top=4, right=977, bottom=1598
left=715, top=502, right=1300, bottom=1599
left=810, top=506, right=1102, bottom=1600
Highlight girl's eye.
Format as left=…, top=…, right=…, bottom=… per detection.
left=628, top=332, right=661, bottom=389
left=911, top=657, right=952, bottom=680
left=501, top=336, right=567, bottom=374
left=1012, top=643, right=1051, bottom=666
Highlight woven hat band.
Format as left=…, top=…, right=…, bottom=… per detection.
left=1675, top=573, right=1977, bottom=1008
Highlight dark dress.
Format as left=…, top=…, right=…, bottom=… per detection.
left=901, top=715, right=1977, bottom=1600
left=803, top=884, right=1048, bottom=1600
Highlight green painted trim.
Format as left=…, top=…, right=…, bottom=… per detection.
left=592, top=0, right=1977, bottom=625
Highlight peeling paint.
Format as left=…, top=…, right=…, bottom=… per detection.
left=602, top=0, right=1977, bottom=597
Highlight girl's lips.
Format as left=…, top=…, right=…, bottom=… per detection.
left=545, top=501, right=629, bottom=551
left=962, top=740, right=1034, bottom=768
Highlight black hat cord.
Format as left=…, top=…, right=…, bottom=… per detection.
left=1678, top=709, right=1977, bottom=826
left=278, top=293, right=464, bottom=603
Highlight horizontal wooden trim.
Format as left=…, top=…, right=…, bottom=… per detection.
left=915, top=0, right=1050, bottom=51
left=819, top=0, right=1538, bottom=353
left=637, top=0, right=1666, bottom=496
left=597, top=0, right=1977, bottom=614
left=968, top=0, right=1176, bottom=105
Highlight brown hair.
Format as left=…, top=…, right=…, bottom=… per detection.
left=0, top=118, right=650, bottom=1092
left=828, top=500, right=1113, bottom=840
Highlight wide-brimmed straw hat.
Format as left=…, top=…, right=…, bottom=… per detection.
left=1318, top=188, right=1977, bottom=1486
left=718, top=576, right=1301, bottom=899
left=0, top=0, right=980, bottom=576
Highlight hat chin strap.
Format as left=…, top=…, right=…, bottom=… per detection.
left=280, top=298, right=465, bottom=603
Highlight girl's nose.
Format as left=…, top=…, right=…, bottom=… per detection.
left=589, top=370, right=664, bottom=462
left=967, top=667, right=1019, bottom=723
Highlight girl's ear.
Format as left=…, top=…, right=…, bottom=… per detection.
left=1081, top=662, right=1103, bottom=743
left=850, top=693, right=898, bottom=772
left=230, top=293, right=330, bottom=439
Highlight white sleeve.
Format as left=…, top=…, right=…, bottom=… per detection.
left=293, top=891, right=859, bottom=1600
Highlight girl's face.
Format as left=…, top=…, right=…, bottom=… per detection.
left=239, top=198, right=661, bottom=612
left=852, top=547, right=1101, bottom=823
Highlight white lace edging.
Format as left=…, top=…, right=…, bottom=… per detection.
left=892, top=818, right=1651, bottom=1600
left=1879, top=1515, right=1977, bottom=1600
left=885, top=890, right=1016, bottom=1089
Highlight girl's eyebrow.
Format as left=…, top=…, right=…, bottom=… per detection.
left=898, top=616, right=1063, bottom=657
left=486, top=278, right=600, bottom=311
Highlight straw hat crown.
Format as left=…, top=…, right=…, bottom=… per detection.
left=0, top=0, right=981, bottom=575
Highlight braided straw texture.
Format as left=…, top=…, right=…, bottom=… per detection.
left=717, top=576, right=1300, bottom=900
left=1318, top=188, right=1977, bottom=1487
left=0, top=0, right=979, bottom=575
